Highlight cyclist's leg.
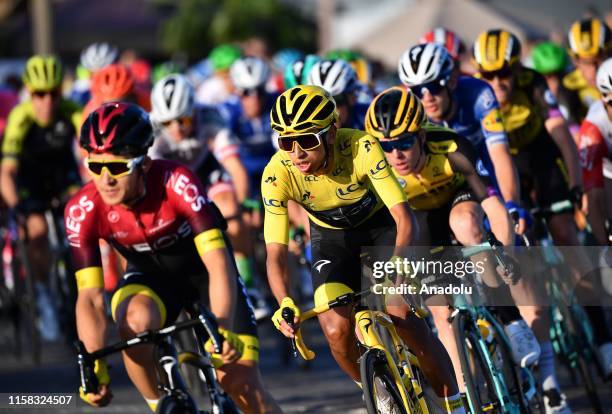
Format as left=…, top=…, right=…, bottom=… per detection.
left=310, top=221, right=363, bottom=381
left=111, top=271, right=178, bottom=410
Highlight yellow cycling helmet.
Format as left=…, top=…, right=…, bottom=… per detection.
left=365, top=87, right=427, bottom=139
left=270, top=85, right=338, bottom=134
left=22, top=55, right=62, bottom=92
left=567, top=18, right=611, bottom=59
left=472, top=29, right=521, bottom=72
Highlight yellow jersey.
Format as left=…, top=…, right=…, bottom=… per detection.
left=261, top=128, right=407, bottom=244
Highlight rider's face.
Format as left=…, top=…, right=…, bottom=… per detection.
left=419, top=88, right=450, bottom=121
left=380, top=130, right=424, bottom=176
left=239, top=87, right=265, bottom=119
left=30, top=89, right=60, bottom=125
left=285, top=126, right=336, bottom=175
left=483, top=72, right=514, bottom=106
left=161, top=116, right=193, bottom=143
left=88, top=153, right=146, bottom=206
left=575, top=56, right=603, bottom=87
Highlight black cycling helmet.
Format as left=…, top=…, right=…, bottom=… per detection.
left=80, top=102, right=153, bottom=156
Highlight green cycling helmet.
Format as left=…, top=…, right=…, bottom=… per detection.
left=325, top=49, right=361, bottom=62
left=23, top=55, right=62, bottom=92
left=283, top=54, right=320, bottom=89
left=532, top=42, right=568, bottom=75
left=209, top=44, right=242, bottom=72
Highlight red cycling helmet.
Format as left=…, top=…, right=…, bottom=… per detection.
left=80, top=102, right=153, bottom=156
left=91, top=64, right=134, bottom=102
left=420, top=27, right=466, bottom=61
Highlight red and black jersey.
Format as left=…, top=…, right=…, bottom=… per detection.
left=64, top=159, right=223, bottom=274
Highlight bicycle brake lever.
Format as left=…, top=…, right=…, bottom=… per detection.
left=281, top=307, right=298, bottom=358
left=75, top=341, right=98, bottom=394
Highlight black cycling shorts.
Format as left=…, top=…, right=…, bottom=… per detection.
left=513, top=134, right=571, bottom=209
left=309, top=207, right=396, bottom=304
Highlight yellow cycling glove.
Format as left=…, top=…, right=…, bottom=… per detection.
left=79, top=359, right=110, bottom=406
left=271, top=297, right=300, bottom=330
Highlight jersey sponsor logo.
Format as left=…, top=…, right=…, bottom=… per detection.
left=130, top=220, right=191, bottom=251
left=332, top=165, right=345, bottom=176
left=397, top=177, right=407, bottom=188
left=480, top=88, right=495, bottom=110
left=364, top=140, right=373, bottom=153
left=304, top=175, right=318, bottom=182
left=167, top=172, right=208, bottom=212
left=264, top=175, right=277, bottom=186
left=281, top=159, right=293, bottom=167
left=482, top=109, right=504, bottom=133
left=149, top=218, right=175, bottom=234
left=336, top=183, right=362, bottom=200
left=107, top=211, right=120, bottom=223
left=544, top=89, right=558, bottom=106
left=475, top=159, right=489, bottom=176
left=313, top=259, right=331, bottom=273
left=263, top=198, right=288, bottom=208
left=66, top=195, right=95, bottom=247
left=301, top=191, right=314, bottom=202
left=369, top=158, right=391, bottom=179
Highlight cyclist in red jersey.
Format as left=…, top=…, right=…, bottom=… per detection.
left=65, top=102, right=281, bottom=413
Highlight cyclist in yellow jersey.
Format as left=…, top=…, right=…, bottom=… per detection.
left=0, top=55, right=82, bottom=342
left=265, top=85, right=465, bottom=413
left=365, top=87, right=575, bottom=413
left=564, top=18, right=611, bottom=111
left=474, top=29, right=612, bottom=406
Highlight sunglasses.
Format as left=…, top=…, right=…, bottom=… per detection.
left=379, top=133, right=419, bottom=153
left=412, top=78, right=447, bottom=99
left=85, top=155, right=145, bottom=178
left=32, top=89, right=60, bottom=99
left=480, top=67, right=513, bottom=81
left=277, top=125, right=332, bottom=153
left=161, top=116, right=192, bottom=129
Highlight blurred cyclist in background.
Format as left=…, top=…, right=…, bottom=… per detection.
left=307, top=59, right=370, bottom=129
left=271, top=48, right=303, bottom=92
left=196, top=44, right=242, bottom=105
left=1, top=55, right=82, bottom=341
left=70, top=42, right=119, bottom=106
left=82, top=63, right=136, bottom=122
left=532, top=41, right=585, bottom=136
left=564, top=17, right=611, bottom=110
left=283, top=54, right=320, bottom=90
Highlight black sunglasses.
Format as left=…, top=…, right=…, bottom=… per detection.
left=412, top=78, right=447, bottom=99
left=32, top=89, right=60, bottom=99
left=379, top=133, right=419, bottom=153
left=480, top=67, right=513, bottom=81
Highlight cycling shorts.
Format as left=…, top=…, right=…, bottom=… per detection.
left=513, top=134, right=571, bottom=210
left=309, top=207, right=396, bottom=306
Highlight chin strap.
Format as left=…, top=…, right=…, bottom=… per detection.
left=124, top=165, right=148, bottom=206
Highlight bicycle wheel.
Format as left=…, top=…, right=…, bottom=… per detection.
left=361, top=348, right=408, bottom=414
left=156, top=391, right=199, bottom=414
left=564, top=305, right=603, bottom=414
left=452, top=312, right=500, bottom=413
left=14, top=238, right=41, bottom=365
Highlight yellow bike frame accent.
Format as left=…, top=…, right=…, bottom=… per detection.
left=294, top=300, right=431, bottom=413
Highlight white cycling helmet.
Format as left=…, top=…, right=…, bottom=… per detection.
left=150, top=74, right=195, bottom=124
left=596, top=57, right=612, bottom=95
left=80, top=42, right=118, bottom=72
left=229, top=56, right=270, bottom=90
left=307, top=59, right=357, bottom=96
left=398, top=43, right=454, bottom=86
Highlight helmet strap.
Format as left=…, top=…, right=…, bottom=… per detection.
left=122, top=163, right=148, bottom=207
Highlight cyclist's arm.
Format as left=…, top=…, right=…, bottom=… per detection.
left=261, top=160, right=292, bottom=302
left=171, top=166, right=238, bottom=329
left=75, top=268, right=107, bottom=352
left=535, top=76, right=583, bottom=190
left=477, top=85, right=520, bottom=202
left=219, top=155, right=249, bottom=202
left=449, top=136, right=513, bottom=245
left=359, top=136, right=414, bottom=248
left=0, top=106, right=29, bottom=208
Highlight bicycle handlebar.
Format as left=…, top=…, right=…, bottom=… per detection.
left=76, top=302, right=224, bottom=394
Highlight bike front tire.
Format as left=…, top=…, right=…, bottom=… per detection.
left=361, top=348, right=408, bottom=414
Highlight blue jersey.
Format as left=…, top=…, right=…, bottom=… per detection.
left=219, top=93, right=278, bottom=195
left=344, top=102, right=370, bottom=130
left=432, top=76, right=508, bottom=191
